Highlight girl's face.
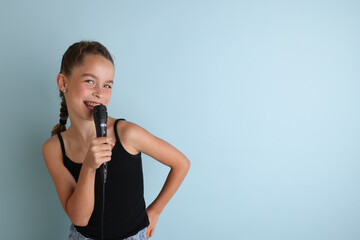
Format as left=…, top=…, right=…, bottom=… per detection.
left=64, top=54, right=114, bottom=120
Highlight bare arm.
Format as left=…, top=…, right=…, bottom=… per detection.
left=121, top=121, right=190, bottom=238
left=42, top=136, right=114, bottom=226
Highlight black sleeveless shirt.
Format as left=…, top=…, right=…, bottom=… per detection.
left=57, top=119, right=149, bottom=239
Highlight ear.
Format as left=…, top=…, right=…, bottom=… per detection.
left=56, top=74, right=68, bottom=92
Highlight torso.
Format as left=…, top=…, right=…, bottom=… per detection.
left=60, top=117, right=139, bottom=164
left=55, top=118, right=150, bottom=238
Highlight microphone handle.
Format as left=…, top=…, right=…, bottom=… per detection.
left=98, top=124, right=108, bottom=183
left=101, top=163, right=108, bottom=183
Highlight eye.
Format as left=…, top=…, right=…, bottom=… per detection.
left=85, top=80, right=94, bottom=84
left=104, top=84, right=112, bottom=89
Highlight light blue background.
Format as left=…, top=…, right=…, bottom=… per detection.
left=1, top=0, right=359, bottom=239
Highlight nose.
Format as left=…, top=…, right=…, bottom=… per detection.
left=92, top=85, right=104, bottom=99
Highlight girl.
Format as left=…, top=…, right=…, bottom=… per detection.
left=42, top=41, right=190, bottom=240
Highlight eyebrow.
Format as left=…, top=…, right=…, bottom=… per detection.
left=81, top=73, right=113, bottom=83
left=81, top=73, right=97, bottom=79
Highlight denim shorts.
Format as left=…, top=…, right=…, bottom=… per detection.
left=69, top=224, right=147, bottom=240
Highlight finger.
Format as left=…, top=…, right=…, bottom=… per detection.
left=145, top=228, right=150, bottom=239
left=94, top=151, right=112, bottom=161
left=98, top=144, right=113, bottom=152
left=93, top=137, right=115, bottom=145
left=93, top=137, right=107, bottom=144
left=96, top=151, right=112, bottom=159
left=102, top=140, right=115, bottom=150
left=107, top=137, right=115, bottom=145
left=92, top=141, right=113, bottom=152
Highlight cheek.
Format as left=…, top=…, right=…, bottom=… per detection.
left=76, top=86, right=90, bottom=98
left=67, top=85, right=85, bottom=101
left=105, top=91, right=112, bottom=103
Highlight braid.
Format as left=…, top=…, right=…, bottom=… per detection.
left=51, top=91, right=69, bottom=136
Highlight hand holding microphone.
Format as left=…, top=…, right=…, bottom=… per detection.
left=83, top=137, right=114, bottom=171
left=83, top=105, right=114, bottom=182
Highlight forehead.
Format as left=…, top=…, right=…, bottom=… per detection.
left=72, top=54, right=114, bottom=79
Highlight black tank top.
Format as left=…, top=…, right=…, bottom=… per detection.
left=57, top=119, right=149, bottom=239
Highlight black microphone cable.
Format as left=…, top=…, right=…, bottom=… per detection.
left=101, top=175, right=106, bottom=240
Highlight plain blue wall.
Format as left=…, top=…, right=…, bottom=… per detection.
left=1, top=0, right=359, bottom=239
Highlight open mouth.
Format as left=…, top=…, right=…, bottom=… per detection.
left=84, top=101, right=102, bottom=110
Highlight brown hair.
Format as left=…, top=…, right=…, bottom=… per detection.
left=51, top=41, right=114, bottom=136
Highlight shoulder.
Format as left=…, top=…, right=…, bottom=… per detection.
left=42, top=134, right=60, bottom=154
left=115, top=119, right=154, bottom=153
left=42, top=134, right=62, bottom=164
left=116, top=119, right=151, bottom=140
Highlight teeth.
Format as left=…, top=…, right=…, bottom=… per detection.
left=86, top=102, right=101, bottom=107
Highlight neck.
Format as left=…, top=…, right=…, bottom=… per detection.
left=66, top=118, right=96, bottom=143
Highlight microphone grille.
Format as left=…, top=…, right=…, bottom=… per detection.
left=93, top=105, right=107, bottom=119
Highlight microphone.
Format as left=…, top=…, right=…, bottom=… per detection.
left=93, top=105, right=108, bottom=183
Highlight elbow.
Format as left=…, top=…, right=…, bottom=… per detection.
left=75, top=220, right=89, bottom=227
left=66, top=203, right=91, bottom=227
left=181, top=157, right=191, bottom=174
left=185, top=158, right=190, bottom=172
left=70, top=216, right=90, bottom=227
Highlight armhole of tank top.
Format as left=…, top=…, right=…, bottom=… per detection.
left=114, top=118, right=141, bottom=157
left=57, top=133, right=66, bottom=161
left=114, top=118, right=125, bottom=143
